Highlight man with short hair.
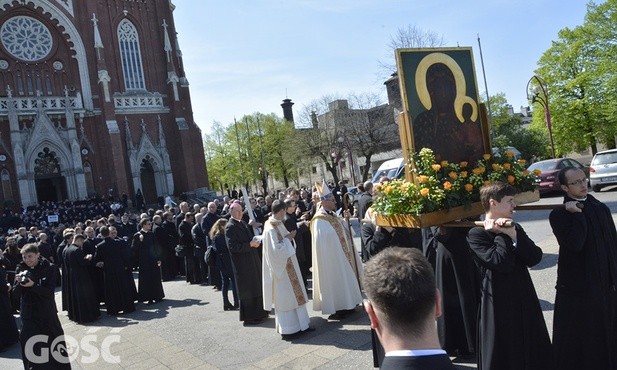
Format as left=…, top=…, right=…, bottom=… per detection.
left=62, top=234, right=100, bottom=323
left=549, top=167, right=617, bottom=369
left=357, top=181, right=374, bottom=262
left=131, top=218, right=164, bottom=304
left=262, top=200, right=312, bottom=339
left=12, top=244, right=70, bottom=369
left=467, top=181, right=553, bottom=369
left=225, top=202, right=269, bottom=325
left=363, top=247, right=454, bottom=369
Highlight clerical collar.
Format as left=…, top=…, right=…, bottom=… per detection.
left=568, top=195, right=587, bottom=202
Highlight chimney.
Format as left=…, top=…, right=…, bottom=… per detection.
left=311, top=111, right=318, bottom=129
left=281, top=98, right=294, bottom=123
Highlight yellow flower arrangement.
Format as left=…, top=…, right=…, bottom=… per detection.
left=372, top=148, right=538, bottom=216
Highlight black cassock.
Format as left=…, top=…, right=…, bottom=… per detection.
left=225, top=217, right=268, bottom=322
left=12, top=258, right=70, bottom=369
left=62, top=244, right=100, bottom=323
left=549, top=194, right=617, bottom=370
left=0, top=264, right=18, bottom=351
left=83, top=237, right=105, bottom=304
left=95, top=238, right=136, bottom=315
left=423, top=226, right=479, bottom=356
left=132, top=231, right=164, bottom=302
left=467, top=225, right=553, bottom=370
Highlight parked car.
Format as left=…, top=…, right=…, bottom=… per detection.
left=527, top=158, right=589, bottom=194
left=590, top=149, right=617, bottom=192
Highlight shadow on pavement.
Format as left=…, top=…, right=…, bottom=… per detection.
left=531, top=253, right=558, bottom=271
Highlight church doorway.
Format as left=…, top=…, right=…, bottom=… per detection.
left=34, top=147, right=67, bottom=202
left=140, top=157, right=157, bottom=205
left=35, top=176, right=67, bottom=202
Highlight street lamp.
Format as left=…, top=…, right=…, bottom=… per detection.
left=526, top=75, right=556, bottom=158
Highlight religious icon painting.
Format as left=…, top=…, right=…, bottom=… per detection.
left=396, top=47, right=487, bottom=164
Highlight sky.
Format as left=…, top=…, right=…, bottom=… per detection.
left=172, top=0, right=593, bottom=136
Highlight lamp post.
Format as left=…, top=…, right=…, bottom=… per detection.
left=526, top=75, right=556, bottom=158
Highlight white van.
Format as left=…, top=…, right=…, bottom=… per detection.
left=371, top=158, right=406, bottom=183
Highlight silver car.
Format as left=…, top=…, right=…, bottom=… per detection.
left=590, top=149, right=617, bottom=192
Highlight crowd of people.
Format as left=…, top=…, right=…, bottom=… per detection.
left=1, top=165, right=616, bottom=370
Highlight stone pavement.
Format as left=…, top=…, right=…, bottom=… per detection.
left=1, top=210, right=586, bottom=370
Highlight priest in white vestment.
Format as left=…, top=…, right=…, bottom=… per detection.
left=263, top=200, right=312, bottom=338
left=311, top=180, right=363, bottom=319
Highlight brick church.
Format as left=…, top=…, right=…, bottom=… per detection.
left=0, top=0, right=209, bottom=207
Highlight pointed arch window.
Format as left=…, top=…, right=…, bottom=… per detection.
left=83, top=161, right=95, bottom=196
left=1, top=169, right=13, bottom=202
left=117, top=20, right=146, bottom=90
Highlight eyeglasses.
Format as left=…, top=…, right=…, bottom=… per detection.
left=567, top=178, right=588, bottom=186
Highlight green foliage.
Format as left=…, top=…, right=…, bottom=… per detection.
left=482, top=93, right=551, bottom=161
left=203, top=113, right=300, bottom=195
left=535, top=0, right=617, bottom=154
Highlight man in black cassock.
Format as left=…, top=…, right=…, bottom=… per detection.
left=0, top=260, right=18, bottom=351
left=13, top=244, right=71, bottom=369
left=95, top=226, right=136, bottom=315
left=62, top=234, right=100, bottom=323
left=422, top=226, right=478, bottom=358
left=549, top=167, right=617, bottom=370
left=467, top=182, right=553, bottom=370
left=225, top=202, right=269, bottom=325
left=131, top=218, right=164, bottom=304
left=83, top=226, right=104, bottom=304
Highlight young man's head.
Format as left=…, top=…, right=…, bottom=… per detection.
left=284, top=198, right=296, bottom=215
left=480, top=181, right=518, bottom=218
left=558, top=167, right=588, bottom=199
left=271, top=200, right=287, bottom=220
left=363, top=247, right=441, bottom=349
left=21, top=243, right=40, bottom=268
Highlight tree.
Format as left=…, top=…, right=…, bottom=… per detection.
left=378, top=25, right=446, bottom=75
left=535, top=0, right=617, bottom=155
left=482, top=93, right=551, bottom=161
left=296, top=93, right=398, bottom=184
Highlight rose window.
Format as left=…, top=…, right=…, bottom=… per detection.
left=1, top=16, right=53, bottom=62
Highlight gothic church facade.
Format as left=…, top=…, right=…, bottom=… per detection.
left=0, top=0, right=208, bottom=207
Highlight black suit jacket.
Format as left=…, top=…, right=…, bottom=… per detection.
left=380, top=354, right=455, bottom=370
left=357, top=192, right=373, bottom=220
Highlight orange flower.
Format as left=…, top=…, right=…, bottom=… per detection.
left=505, top=150, right=514, bottom=158
left=492, top=163, right=501, bottom=171
left=483, top=154, right=491, bottom=160
left=460, top=171, right=468, bottom=178
left=464, top=183, right=473, bottom=192
left=374, top=184, right=383, bottom=192
left=441, top=160, right=449, bottom=167
left=460, top=161, right=468, bottom=167
left=448, top=171, right=458, bottom=180
left=523, top=170, right=529, bottom=176
left=420, top=188, right=430, bottom=196
left=443, top=181, right=453, bottom=190
left=503, top=163, right=511, bottom=170
left=518, top=159, right=527, bottom=166
left=472, top=167, right=484, bottom=175
left=384, top=186, right=393, bottom=195
left=417, top=175, right=429, bottom=183
left=507, top=175, right=516, bottom=184
left=483, top=180, right=490, bottom=186
left=400, top=183, right=408, bottom=192
left=431, top=164, right=441, bottom=171
left=533, top=169, right=541, bottom=175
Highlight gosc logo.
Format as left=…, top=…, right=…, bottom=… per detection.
left=25, top=328, right=123, bottom=364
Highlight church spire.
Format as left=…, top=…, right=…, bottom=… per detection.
left=162, top=19, right=180, bottom=101
left=157, top=115, right=166, bottom=147
left=92, top=13, right=111, bottom=102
